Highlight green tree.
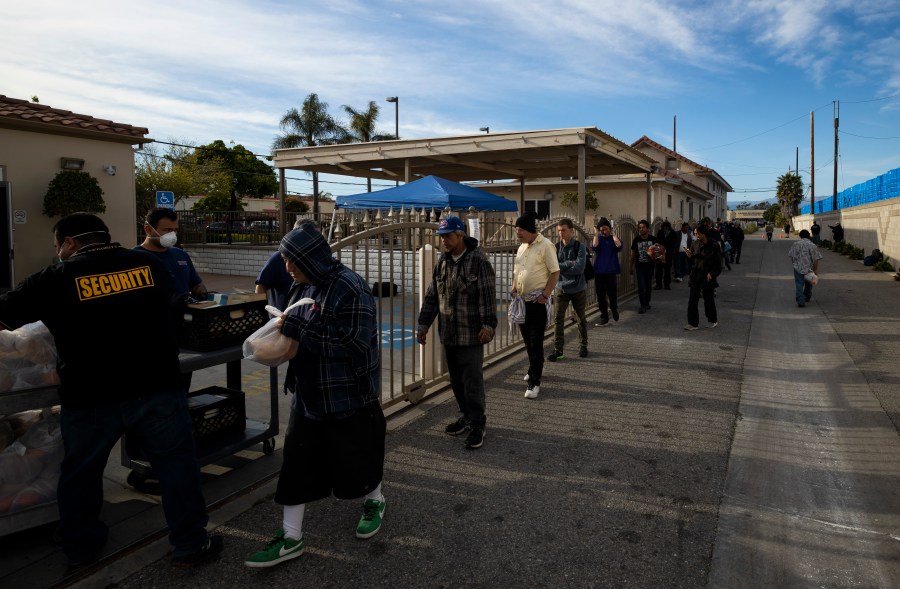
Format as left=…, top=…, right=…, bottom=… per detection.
left=559, top=189, right=599, bottom=212
left=343, top=101, right=394, bottom=192
left=273, top=93, right=348, bottom=215
left=135, top=142, right=201, bottom=221
left=763, top=203, right=782, bottom=224
left=42, top=171, right=106, bottom=217
left=192, top=140, right=278, bottom=211
left=775, top=171, right=803, bottom=222
left=193, top=193, right=245, bottom=211
left=283, top=197, right=309, bottom=213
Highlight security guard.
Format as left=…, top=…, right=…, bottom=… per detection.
left=0, top=213, right=222, bottom=569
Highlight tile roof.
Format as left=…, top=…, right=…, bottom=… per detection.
left=0, top=95, right=150, bottom=142
left=631, top=135, right=711, bottom=172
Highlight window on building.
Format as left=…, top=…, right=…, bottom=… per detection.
left=667, top=194, right=672, bottom=208
left=666, top=157, right=677, bottom=171
left=680, top=200, right=684, bottom=218
left=525, top=200, right=550, bottom=220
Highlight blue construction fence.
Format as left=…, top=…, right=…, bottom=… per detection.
left=801, top=165, right=900, bottom=214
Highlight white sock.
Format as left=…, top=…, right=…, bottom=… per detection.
left=282, top=504, right=305, bottom=540
left=364, top=483, right=384, bottom=503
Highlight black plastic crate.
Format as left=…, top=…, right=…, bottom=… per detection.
left=187, top=386, right=246, bottom=446
left=179, top=299, right=267, bottom=352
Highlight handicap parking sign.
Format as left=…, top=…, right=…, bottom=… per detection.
left=156, top=191, right=175, bottom=209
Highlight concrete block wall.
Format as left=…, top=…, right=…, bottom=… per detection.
left=187, top=245, right=275, bottom=278
left=789, top=195, right=900, bottom=261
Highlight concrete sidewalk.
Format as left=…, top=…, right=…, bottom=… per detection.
left=5, top=235, right=900, bottom=588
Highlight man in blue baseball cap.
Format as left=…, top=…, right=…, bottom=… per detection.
left=418, top=216, right=497, bottom=449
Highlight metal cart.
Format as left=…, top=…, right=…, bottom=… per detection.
left=122, top=345, right=280, bottom=487
left=0, top=346, right=279, bottom=535
left=0, top=385, right=60, bottom=537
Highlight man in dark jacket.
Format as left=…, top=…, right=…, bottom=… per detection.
left=683, top=225, right=722, bottom=330
left=417, top=216, right=496, bottom=449
left=829, top=222, right=844, bottom=243
left=654, top=221, right=680, bottom=290
left=0, top=213, right=221, bottom=569
left=591, top=217, right=623, bottom=325
left=729, top=222, right=745, bottom=264
left=548, top=218, right=588, bottom=360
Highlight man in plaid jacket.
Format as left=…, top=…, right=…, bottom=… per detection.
left=418, top=216, right=497, bottom=450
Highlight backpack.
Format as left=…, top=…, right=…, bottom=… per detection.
left=559, top=240, right=595, bottom=281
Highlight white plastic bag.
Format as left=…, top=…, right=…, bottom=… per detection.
left=804, top=272, right=818, bottom=286
left=242, top=298, right=314, bottom=367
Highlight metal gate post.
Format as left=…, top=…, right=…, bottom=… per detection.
left=418, top=244, right=438, bottom=379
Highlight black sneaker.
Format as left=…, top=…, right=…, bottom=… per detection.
left=595, top=317, right=609, bottom=327
left=465, top=427, right=484, bottom=449
left=547, top=350, right=565, bottom=362
left=445, top=417, right=470, bottom=436
left=579, top=346, right=588, bottom=358
left=612, top=310, right=619, bottom=322
left=172, top=535, right=224, bottom=568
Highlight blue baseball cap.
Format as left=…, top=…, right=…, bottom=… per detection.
left=436, top=216, right=466, bottom=234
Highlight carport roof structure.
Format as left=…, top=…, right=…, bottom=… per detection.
left=272, top=127, right=657, bottom=183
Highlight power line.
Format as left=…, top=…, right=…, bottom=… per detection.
left=690, top=102, right=832, bottom=152
left=840, top=130, right=900, bottom=140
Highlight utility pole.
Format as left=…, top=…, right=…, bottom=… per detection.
left=673, top=115, right=677, bottom=153
left=810, top=111, right=815, bottom=215
left=833, top=101, right=839, bottom=212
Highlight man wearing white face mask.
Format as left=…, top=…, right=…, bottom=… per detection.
left=136, top=208, right=207, bottom=300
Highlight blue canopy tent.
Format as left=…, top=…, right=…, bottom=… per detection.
left=334, top=175, right=519, bottom=212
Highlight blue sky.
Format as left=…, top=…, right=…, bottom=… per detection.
left=4, top=0, right=900, bottom=205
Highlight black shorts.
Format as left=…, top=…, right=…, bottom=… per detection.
left=274, top=403, right=386, bottom=505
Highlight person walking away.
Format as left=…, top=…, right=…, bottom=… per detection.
left=512, top=212, right=559, bottom=400
left=828, top=222, right=844, bottom=243
left=787, top=229, right=823, bottom=308
left=245, top=223, right=385, bottom=568
left=417, top=216, right=496, bottom=450
left=0, top=213, right=222, bottom=569
left=765, top=222, right=774, bottom=242
left=630, top=219, right=657, bottom=313
left=136, top=208, right=208, bottom=301
left=548, top=218, right=588, bottom=360
left=810, top=219, right=821, bottom=245
left=674, top=222, right=693, bottom=282
left=729, top=222, right=745, bottom=264
left=784, top=222, right=791, bottom=237
left=654, top=221, right=679, bottom=290
left=592, top=217, right=623, bottom=325
left=683, top=225, right=722, bottom=330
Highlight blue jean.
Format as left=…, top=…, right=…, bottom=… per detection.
left=793, top=270, right=813, bottom=304
left=635, top=263, right=654, bottom=307
left=58, top=391, right=209, bottom=563
left=674, top=252, right=690, bottom=279
left=445, top=344, right=487, bottom=427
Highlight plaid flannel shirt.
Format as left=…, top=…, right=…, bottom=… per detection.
left=418, top=237, right=497, bottom=347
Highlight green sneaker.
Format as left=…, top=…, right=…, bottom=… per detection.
left=244, top=528, right=304, bottom=568
left=356, top=499, right=386, bottom=539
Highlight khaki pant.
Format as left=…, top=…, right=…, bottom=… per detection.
left=553, top=289, right=588, bottom=352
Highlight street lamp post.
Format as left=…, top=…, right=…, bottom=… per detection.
left=386, top=96, right=399, bottom=185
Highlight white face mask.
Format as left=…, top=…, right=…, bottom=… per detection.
left=159, top=231, right=178, bottom=248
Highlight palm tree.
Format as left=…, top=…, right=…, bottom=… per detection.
left=343, top=101, right=395, bottom=192
left=273, top=93, right=348, bottom=215
left=775, top=170, right=804, bottom=224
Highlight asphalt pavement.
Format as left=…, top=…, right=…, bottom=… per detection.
left=4, top=234, right=899, bottom=588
